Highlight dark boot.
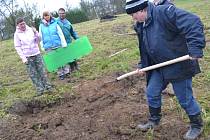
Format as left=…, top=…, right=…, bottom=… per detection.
left=59, top=75, right=65, bottom=80
left=184, top=113, right=203, bottom=140
left=70, top=62, right=75, bottom=72
left=74, top=61, right=79, bottom=70
left=44, top=84, right=56, bottom=93
left=137, top=106, right=161, bottom=131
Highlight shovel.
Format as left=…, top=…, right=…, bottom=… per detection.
left=116, top=55, right=191, bottom=81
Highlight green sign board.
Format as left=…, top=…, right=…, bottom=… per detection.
left=43, top=36, right=93, bottom=72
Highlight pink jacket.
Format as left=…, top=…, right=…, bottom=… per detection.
left=14, top=25, right=40, bottom=63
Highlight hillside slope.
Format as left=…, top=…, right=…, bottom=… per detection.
left=0, top=0, right=210, bottom=139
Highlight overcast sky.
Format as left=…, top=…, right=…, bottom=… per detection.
left=17, top=0, right=155, bottom=15
left=17, top=0, right=81, bottom=14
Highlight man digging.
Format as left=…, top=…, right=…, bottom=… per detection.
left=125, top=0, right=205, bottom=139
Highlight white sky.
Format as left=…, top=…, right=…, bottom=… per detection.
left=17, top=0, right=155, bottom=15
left=17, top=0, right=81, bottom=14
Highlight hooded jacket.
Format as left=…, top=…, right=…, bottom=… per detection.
left=14, top=25, right=40, bottom=63
left=39, top=18, right=67, bottom=50
left=138, top=3, right=205, bottom=82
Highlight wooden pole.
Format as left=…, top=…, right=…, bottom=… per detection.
left=117, top=55, right=190, bottom=81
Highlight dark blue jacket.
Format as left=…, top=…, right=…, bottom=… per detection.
left=158, top=0, right=172, bottom=5
left=134, top=1, right=173, bottom=68
left=137, top=3, right=205, bottom=82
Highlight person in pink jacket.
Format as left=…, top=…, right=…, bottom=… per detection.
left=14, top=17, right=53, bottom=96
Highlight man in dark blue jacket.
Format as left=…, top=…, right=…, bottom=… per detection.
left=126, top=0, right=205, bottom=139
left=134, top=0, right=173, bottom=68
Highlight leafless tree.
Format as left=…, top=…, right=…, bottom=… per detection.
left=0, top=0, right=40, bottom=39
left=0, top=0, right=18, bottom=36
left=80, top=0, right=126, bottom=19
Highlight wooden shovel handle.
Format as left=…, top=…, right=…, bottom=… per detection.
left=116, top=55, right=190, bottom=81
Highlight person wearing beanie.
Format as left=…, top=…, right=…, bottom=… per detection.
left=125, top=0, right=205, bottom=140
left=134, top=0, right=173, bottom=69
left=134, top=0, right=173, bottom=110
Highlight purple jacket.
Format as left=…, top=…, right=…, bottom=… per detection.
left=14, top=25, right=40, bottom=63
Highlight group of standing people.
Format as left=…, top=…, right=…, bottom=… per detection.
left=14, top=8, right=79, bottom=96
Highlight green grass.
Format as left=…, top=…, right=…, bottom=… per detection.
left=0, top=14, right=139, bottom=116
left=0, top=0, right=210, bottom=137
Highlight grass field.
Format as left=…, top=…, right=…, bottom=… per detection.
left=0, top=0, right=210, bottom=138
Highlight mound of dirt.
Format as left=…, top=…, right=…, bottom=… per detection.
left=0, top=74, right=189, bottom=140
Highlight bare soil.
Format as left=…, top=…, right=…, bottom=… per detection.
left=0, top=73, right=203, bottom=140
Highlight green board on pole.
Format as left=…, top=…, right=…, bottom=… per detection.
left=43, top=36, right=93, bottom=72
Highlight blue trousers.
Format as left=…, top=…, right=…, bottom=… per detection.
left=146, top=70, right=201, bottom=116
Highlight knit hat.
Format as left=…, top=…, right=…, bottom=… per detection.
left=125, top=0, right=148, bottom=14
